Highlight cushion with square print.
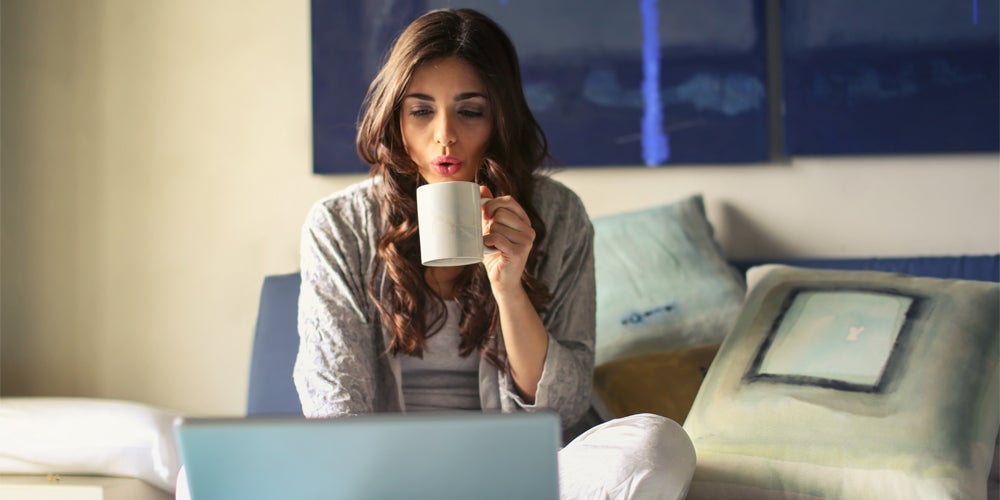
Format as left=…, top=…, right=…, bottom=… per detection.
left=683, top=264, right=1000, bottom=499
left=591, top=194, right=745, bottom=366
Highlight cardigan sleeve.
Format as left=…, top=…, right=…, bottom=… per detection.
left=293, top=194, right=381, bottom=418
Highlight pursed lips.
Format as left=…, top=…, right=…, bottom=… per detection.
left=432, top=155, right=463, bottom=176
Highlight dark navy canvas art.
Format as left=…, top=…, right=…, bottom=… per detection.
left=310, top=0, right=770, bottom=173
left=781, top=0, right=1000, bottom=155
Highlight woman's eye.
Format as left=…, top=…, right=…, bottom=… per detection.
left=409, top=108, right=432, bottom=118
left=459, top=109, right=484, bottom=118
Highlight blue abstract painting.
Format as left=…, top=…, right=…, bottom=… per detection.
left=311, top=0, right=770, bottom=174
left=782, top=0, right=1000, bottom=155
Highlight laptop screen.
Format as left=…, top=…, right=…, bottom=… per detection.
left=175, top=411, right=560, bottom=500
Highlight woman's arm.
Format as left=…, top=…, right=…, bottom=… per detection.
left=481, top=185, right=549, bottom=402
left=494, top=286, right=549, bottom=403
left=293, top=190, right=381, bottom=418
left=485, top=180, right=597, bottom=427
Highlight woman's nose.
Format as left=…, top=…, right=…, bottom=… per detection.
left=434, top=115, right=456, bottom=146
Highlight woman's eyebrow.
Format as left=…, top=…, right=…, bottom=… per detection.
left=403, top=92, right=434, bottom=102
left=402, top=92, right=487, bottom=102
left=455, top=92, right=487, bottom=101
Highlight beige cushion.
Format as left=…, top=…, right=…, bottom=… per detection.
left=594, top=343, right=720, bottom=425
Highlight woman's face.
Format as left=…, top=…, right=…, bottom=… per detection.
left=400, top=56, right=492, bottom=184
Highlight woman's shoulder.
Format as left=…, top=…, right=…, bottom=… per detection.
left=531, top=174, right=590, bottom=223
left=305, top=177, right=381, bottom=229
left=311, top=178, right=378, bottom=214
left=313, top=177, right=377, bottom=207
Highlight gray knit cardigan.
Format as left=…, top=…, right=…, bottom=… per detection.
left=293, top=175, right=596, bottom=429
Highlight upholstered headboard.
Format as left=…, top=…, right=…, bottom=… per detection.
left=246, top=254, right=999, bottom=417
left=247, top=272, right=303, bottom=416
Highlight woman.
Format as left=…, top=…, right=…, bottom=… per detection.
left=294, top=8, right=593, bottom=429
left=174, top=10, right=693, bottom=499
left=176, top=9, right=694, bottom=500
left=292, top=8, right=695, bottom=499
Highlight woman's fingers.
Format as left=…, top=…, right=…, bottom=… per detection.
left=483, top=195, right=530, bottom=224
left=489, top=208, right=533, bottom=237
left=484, top=225, right=532, bottom=252
left=483, top=199, right=535, bottom=253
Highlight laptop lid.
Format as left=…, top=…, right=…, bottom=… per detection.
left=174, top=412, right=561, bottom=500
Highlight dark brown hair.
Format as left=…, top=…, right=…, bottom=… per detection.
left=355, top=8, right=552, bottom=366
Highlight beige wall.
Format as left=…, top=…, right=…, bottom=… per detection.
left=2, top=0, right=997, bottom=416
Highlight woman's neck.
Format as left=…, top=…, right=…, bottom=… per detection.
left=425, top=266, right=465, bottom=299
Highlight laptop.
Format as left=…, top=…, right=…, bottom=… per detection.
left=174, top=411, right=561, bottom=500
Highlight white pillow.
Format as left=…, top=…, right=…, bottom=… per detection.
left=0, top=397, right=183, bottom=493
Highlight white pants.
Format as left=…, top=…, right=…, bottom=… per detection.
left=177, top=413, right=695, bottom=500
left=558, top=413, right=697, bottom=500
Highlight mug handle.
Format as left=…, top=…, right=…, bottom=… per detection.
left=480, top=198, right=500, bottom=256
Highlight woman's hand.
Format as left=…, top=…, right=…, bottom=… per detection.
left=480, top=185, right=535, bottom=296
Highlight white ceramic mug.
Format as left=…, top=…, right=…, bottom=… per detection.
left=417, top=181, right=497, bottom=267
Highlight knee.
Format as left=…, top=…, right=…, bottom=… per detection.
left=614, top=414, right=696, bottom=493
left=644, top=414, right=697, bottom=493
left=559, top=413, right=696, bottom=499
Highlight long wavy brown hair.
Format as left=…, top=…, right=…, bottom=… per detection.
left=355, top=8, right=553, bottom=368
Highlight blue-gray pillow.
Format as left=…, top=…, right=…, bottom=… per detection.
left=592, top=195, right=745, bottom=366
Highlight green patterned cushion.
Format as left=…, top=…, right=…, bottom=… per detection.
left=684, top=264, right=1000, bottom=499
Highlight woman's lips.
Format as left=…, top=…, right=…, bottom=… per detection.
left=431, top=155, right=463, bottom=176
